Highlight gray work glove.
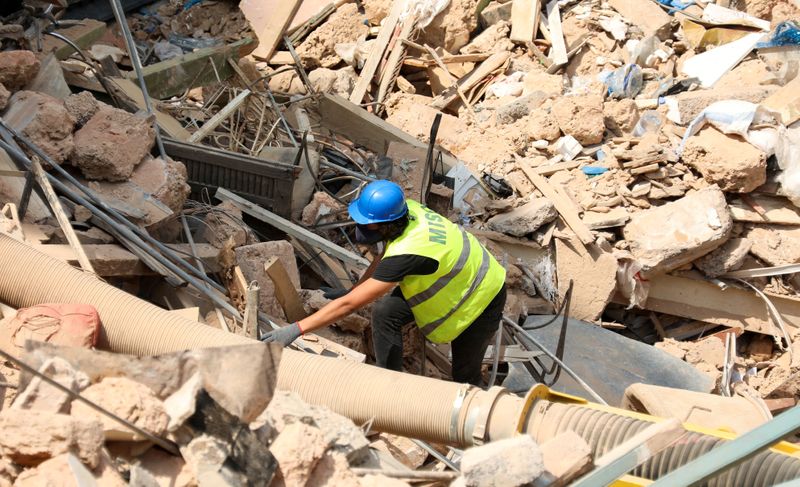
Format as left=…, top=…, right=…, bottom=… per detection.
left=262, top=322, right=302, bottom=346
left=320, top=286, right=349, bottom=300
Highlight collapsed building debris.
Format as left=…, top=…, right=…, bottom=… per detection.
left=1, top=0, right=800, bottom=484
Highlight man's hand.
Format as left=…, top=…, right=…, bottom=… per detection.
left=320, top=286, right=349, bottom=300
left=262, top=322, right=302, bottom=346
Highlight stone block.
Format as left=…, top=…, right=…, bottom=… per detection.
left=71, top=106, right=155, bottom=181
left=461, top=435, right=545, bottom=487
left=623, top=186, right=733, bottom=276
left=695, top=237, right=751, bottom=278
left=235, top=241, right=300, bottom=320
left=3, top=91, right=75, bottom=164
left=486, top=198, right=557, bottom=236
left=682, top=127, right=766, bottom=193
left=0, top=50, right=40, bottom=90
left=552, top=95, right=605, bottom=145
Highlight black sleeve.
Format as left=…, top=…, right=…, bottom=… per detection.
left=372, top=254, right=440, bottom=283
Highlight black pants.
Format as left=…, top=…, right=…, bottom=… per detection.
left=371, top=285, right=507, bottom=386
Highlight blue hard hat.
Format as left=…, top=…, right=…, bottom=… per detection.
left=348, top=180, right=408, bottom=224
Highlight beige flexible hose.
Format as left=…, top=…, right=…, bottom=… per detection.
left=0, top=233, right=251, bottom=354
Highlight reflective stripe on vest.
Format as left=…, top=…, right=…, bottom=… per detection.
left=383, top=200, right=506, bottom=343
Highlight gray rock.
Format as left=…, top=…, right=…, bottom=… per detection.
left=487, top=198, right=557, bottom=237
left=495, top=92, right=547, bottom=125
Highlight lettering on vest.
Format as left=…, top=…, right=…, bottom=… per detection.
left=424, top=210, right=447, bottom=245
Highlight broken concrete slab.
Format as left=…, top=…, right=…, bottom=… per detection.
left=129, top=156, right=191, bottom=213
left=665, top=86, right=776, bottom=125
left=260, top=390, right=370, bottom=464
left=71, top=377, right=168, bottom=441
left=623, top=186, right=733, bottom=277
left=370, top=434, right=428, bottom=470
left=552, top=95, right=605, bottom=145
left=486, top=198, right=558, bottom=237
left=3, top=90, right=75, bottom=164
left=11, top=357, right=88, bottom=414
left=495, top=92, right=547, bottom=125
left=460, top=435, right=545, bottom=487
left=70, top=106, right=156, bottom=182
left=0, top=409, right=103, bottom=468
left=0, top=50, right=40, bottom=90
left=695, top=237, right=751, bottom=278
left=235, top=241, right=301, bottom=320
left=540, top=431, right=593, bottom=486
left=417, top=0, right=480, bottom=54
left=682, top=127, right=766, bottom=193
left=745, top=225, right=800, bottom=266
left=555, top=234, right=618, bottom=321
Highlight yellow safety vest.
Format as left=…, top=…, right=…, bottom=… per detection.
left=383, top=200, right=506, bottom=343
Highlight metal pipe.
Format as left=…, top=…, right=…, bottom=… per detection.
left=319, top=158, right=377, bottom=182
left=107, top=0, right=167, bottom=160
left=0, top=121, right=227, bottom=295
left=503, top=316, right=607, bottom=405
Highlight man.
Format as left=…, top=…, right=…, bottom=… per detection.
left=263, top=180, right=507, bottom=385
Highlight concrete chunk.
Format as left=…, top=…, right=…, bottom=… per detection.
left=552, top=95, right=605, bottom=145
left=460, top=435, right=545, bottom=487
left=270, top=422, right=329, bottom=487
left=0, top=50, right=40, bottom=90
left=623, top=186, right=733, bottom=276
left=682, top=127, right=766, bottom=193
left=12, top=357, right=88, bottom=414
left=0, top=409, right=103, bottom=467
left=70, top=106, right=156, bottom=181
left=540, top=431, right=593, bottom=485
left=487, top=198, right=558, bottom=237
left=3, top=91, right=75, bottom=164
left=235, top=241, right=300, bottom=320
left=695, top=237, right=751, bottom=278
left=70, top=377, right=168, bottom=441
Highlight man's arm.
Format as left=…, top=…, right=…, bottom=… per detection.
left=298, top=278, right=395, bottom=334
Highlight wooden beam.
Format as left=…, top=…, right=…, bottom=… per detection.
left=29, top=156, right=94, bottom=274
left=545, top=0, right=568, bottom=67
left=510, top=0, right=541, bottom=43
left=216, top=188, right=369, bottom=269
left=430, top=51, right=511, bottom=110
left=135, top=38, right=254, bottom=99
left=240, top=0, right=303, bottom=61
left=30, top=243, right=220, bottom=277
left=376, top=19, right=416, bottom=107
left=350, top=0, right=404, bottom=104
left=110, top=78, right=191, bottom=141
left=40, top=19, right=106, bottom=60
left=265, top=257, right=307, bottom=322
left=188, top=89, right=251, bottom=143
left=573, top=419, right=685, bottom=487
left=615, top=273, right=800, bottom=335
left=517, top=159, right=595, bottom=245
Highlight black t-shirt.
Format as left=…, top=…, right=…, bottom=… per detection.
left=372, top=254, right=439, bottom=282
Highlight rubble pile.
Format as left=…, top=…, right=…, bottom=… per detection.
left=1, top=0, right=800, bottom=484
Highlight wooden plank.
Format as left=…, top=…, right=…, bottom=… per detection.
left=40, top=19, right=106, bottom=60
left=29, top=156, right=94, bottom=274
left=573, top=419, right=684, bottom=487
left=240, top=0, right=303, bottom=61
left=517, top=159, right=595, bottom=245
left=761, top=76, right=800, bottom=126
left=135, top=38, right=254, bottom=99
left=265, top=256, right=308, bottom=323
left=430, top=51, right=511, bottom=110
left=510, top=0, right=541, bottom=43
left=216, top=188, right=369, bottom=269
left=268, top=51, right=295, bottom=65
left=110, top=78, right=191, bottom=141
left=188, top=89, right=251, bottom=143
left=350, top=1, right=405, bottom=104
left=535, top=160, right=580, bottom=176
left=30, top=243, right=220, bottom=277
left=0, top=149, right=49, bottom=221
left=376, top=19, right=416, bottom=106
left=615, top=273, right=800, bottom=335
left=545, top=0, right=568, bottom=66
